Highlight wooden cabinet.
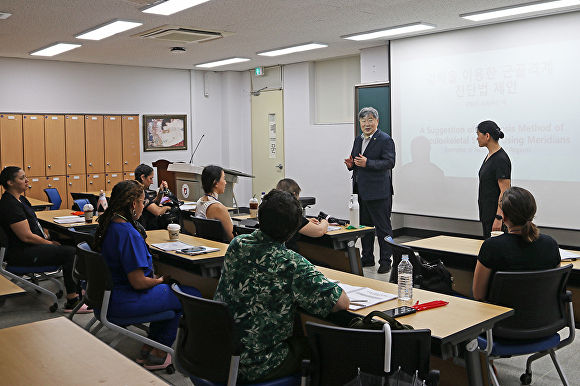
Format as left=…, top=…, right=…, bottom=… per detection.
left=23, top=115, right=45, bottom=177
left=124, top=171, right=135, bottom=180
left=25, top=176, right=49, bottom=201
left=122, top=115, right=140, bottom=172
left=45, top=176, right=67, bottom=208
left=104, top=115, right=123, bottom=172
left=65, top=115, right=86, bottom=175
left=0, top=114, right=24, bottom=169
left=45, top=115, right=66, bottom=176
left=85, top=115, right=104, bottom=174
left=66, top=174, right=87, bottom=210
left=87, top=173, right=105, bottom=192
left=105, top=172, right=123, bottom=190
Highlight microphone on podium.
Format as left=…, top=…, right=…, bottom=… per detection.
left=189, top=134, right=205, bottom=164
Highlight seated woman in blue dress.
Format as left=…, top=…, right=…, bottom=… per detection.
left=472, top=186, right=561, bottom=301
left=92, top=179, right=201, bottom=370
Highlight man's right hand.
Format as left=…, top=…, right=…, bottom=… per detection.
left=344, top=155, right=354, bottom=169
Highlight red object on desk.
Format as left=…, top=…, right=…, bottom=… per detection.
left=71, top=211, right=84, bottom=216
left=412, top=300, right=449, bottom=311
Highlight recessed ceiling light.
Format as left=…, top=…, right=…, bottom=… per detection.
left=460, top=0, right=580, bottom=21
left=30, top=43, right=82, bottom=57
left=342, top=22, right=436, bottom=41
left=75, top=19, right=143, bottom=40
left=0, top=11, right=12, bottom=19
left=141, top=0, right=211, bottom=16
left=257, top=43, right=328, bottom=57
left=195, top=57, right=250, bottom=68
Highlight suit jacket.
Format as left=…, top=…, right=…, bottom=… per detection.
left=348, top=129, right=395, bottom=201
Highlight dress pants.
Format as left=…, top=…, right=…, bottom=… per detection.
left=359, top=195, right=393, bottom=266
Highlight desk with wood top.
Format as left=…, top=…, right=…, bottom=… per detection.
left=231, top=214, right=373, bottom=276
left=0, top=274, right=26, bottom=306
left=316, top=267, right=513, bottom=386
left=35, top=209, right=96, bottom=235
left=26, top=197, right=54, bottom=210
left=0, top=317, right=165, bottom=386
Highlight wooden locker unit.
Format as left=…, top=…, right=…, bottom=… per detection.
left=45, top=176, right=67, bottom=208
left=0, top=114, right=24, bottom=169
left=85, top=115, right=104, bottom=174
left=104, top=115, right=123, bottom=173
left=105, top=172, right=123, bottom=190
left=87, top=173, right=105, bottom=192
left=66, top=174, right=87, bottom=210
left=65, top=115, right=86, bottom=175
left=45, top=115, right=66, bottom=176
left=22, top=114, right=45, bottom=177
left=124, top=171, right=135, bottom=180
left=122, top=115, right=140, bottom=172
left=25, top=176, right=49, bottom=201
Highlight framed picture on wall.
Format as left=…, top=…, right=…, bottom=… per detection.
left=143, top=115, right=187, bottom=151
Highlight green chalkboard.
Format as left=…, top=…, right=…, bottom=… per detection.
left=355, top=82, right=390, bottom=136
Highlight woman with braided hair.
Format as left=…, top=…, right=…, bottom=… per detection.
left=93, top=179, right=201, bottom=370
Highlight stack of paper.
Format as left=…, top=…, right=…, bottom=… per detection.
left=151, top=241, right=194, bottom=251
left=560, top=248, right=580, bottom=261
left=53, top=216, right=84, bottom=224
left=338, top=283, right=397, bottom=311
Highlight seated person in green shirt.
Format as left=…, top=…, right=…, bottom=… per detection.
left=214, top=189, right=350, bottom=383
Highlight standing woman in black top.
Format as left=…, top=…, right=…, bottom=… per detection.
left=0, top=167, right=89, bottom=312
left=476, top=120, right=511, bottom=239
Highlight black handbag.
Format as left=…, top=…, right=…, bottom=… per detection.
left=414, top=255, right=454, bottom=295
left=348, top=310, right=413, bottom=331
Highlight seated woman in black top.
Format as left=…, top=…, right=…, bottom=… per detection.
left=275, top=178, right=328, bottom=253
left=472, top=186, right=560, bottom=301
left=134, top=164, right=171, bottom=230
left=0, top=166, right=89, bottom=313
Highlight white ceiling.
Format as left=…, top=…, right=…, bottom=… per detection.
left=1, top=0, right=579, bottom=72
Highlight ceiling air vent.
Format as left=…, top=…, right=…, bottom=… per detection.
left=134, top=25, right=232, bottom=43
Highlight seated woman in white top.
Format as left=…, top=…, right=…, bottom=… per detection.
left=195, top=165, right=234, bottom=241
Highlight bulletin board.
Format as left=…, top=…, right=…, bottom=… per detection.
left=354, top=82, right=391, bottom=136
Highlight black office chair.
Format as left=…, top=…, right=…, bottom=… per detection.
left=43, top=188, right=62, bottom=210
left=66, top=228, right=96, bottom=320
left=233, top=224, right=255, bottom=237
left=190, top=215, right=228, bottom=243
left=77, top=242, right=176, bottom=373
left=385, top=236, right=453, bottom=295
left=0, top=226, right=64, bottom=312
left=478, top=265, right=575, bottom=386
left=171, top=284, right=301, bottom=386
left=302, top=321, right=439, bottom=386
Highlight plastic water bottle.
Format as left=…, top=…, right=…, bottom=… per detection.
left=349, top=194, right=360, bottom=228
left=398, top=255, right=413, bottom=301
left=260, top=191, right=266, bottom=205
left=97, top=190, right=108, bottom=215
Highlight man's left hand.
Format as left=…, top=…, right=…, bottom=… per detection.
left=353, top=153, right=367, bottom=168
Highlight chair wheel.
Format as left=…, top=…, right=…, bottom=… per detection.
left=49, top=303, right=58, bottom=313
left=520, top=372, right=532, bottom=385
left=166, top=364, right=175, bottom=374
left=56, top=290, right=64, bottom=299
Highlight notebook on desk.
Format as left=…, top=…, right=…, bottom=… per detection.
left=239, top=218, right=259, bottom=228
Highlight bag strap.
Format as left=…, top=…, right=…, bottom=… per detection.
left=383, top=323, right=392, bottom=373
left=363, top=310, right=413, bottom=330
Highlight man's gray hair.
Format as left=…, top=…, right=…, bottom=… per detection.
left=358, top=107, right=379, bottom=120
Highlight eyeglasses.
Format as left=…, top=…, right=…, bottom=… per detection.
left=360, top=118, right=376, bottom=124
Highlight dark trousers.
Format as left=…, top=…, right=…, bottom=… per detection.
left=7, top=244, right=76, bottom=294
left=359, top=196, right=393, bottom=266
left=481, top=220, right=508, bottom=239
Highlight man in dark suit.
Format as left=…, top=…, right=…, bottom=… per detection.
left=344, top=107, right=395, bottom=273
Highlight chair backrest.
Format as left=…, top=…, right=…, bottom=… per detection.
left=70, top=193, right=98, bottom=210
left=305, top=321, right=432, bottom=386
left=43, top=188, right=62, bottom=210
left=385, top=236, right=422, bottom=284
left=487, top=264, right=572, bottom=340
left=190, top=215, right=227, bottom=243
left=72, top=198, right=91, bottom=211
left=0, top=225, right=9, bottom=249
left=76, top=242, right=114, bottom=310
left=172, top=284, right=241, bottom=383
left=233, top=224, right=255, bottom=237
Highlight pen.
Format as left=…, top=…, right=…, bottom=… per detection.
left=349, top=299, right=367, bottom=303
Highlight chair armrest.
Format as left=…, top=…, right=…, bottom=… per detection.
left=428, top=369, right=440, bottom=386
left=301, top=359, right=311, bottom=386
left=563, top=290, right=573, bottom=303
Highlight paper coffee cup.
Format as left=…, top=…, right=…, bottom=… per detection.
left=167, top=224, right=181, bottom=240
left=84, top=211, right=93, bottom=223
left=490, top=231, right=503, bottom=237
left=249, top=208, right=258, bottom=218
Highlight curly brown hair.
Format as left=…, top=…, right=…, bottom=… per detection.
left=93, top=180, right=145, bottom=251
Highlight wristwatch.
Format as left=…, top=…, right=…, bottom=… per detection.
left=495, top=214, right=503, bottom=220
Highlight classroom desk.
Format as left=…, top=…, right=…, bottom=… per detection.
left=26, top=197, right=54, bottom=211
left=146, top=229, right=228, bottom=279
left=0, top=274, right=26, bottom=306
left=231, top=214, right=373, bottom=276
left=402, top=235, right=580, bottom=326
left=81, top=190, right=112, bottom=197
left=36, top=209, right=96, bottom=235
left=0, top=317, right=165, bottom=386
left=317, top=267, right=514, bottom=386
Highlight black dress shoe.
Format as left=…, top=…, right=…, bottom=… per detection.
left=377, top=262, right=392, bottom=274
left=361, top=260, right=375, bottom=267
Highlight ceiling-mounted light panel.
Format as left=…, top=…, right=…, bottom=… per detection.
left=30, top=43, right=82, bottom=57
left=141, top=0, right=211, bottom=16
left=196, top=57, right=250, bottom=68
left=460, top=0, right=580, bottom=21
left=75, top=19, right=143, bottom=40
left=258, top=42, right=328, bottom=57
left=342, top=22, right=436, bottom=41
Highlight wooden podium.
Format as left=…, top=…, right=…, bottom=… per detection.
left=167, top=163, right=253, bottom=207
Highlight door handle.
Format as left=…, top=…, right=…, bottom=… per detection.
left=275, top=164, right=283, bottom=170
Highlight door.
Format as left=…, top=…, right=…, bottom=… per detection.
left=65, top=115, right=86, bottom=175
left=23, top=114, right=45, bottom=177
left=122, top=115, right=140, bottom=172
left=25, top=176, right=49, bottom=201
left=105, top=172, right=123, bottom=190
left=85, top=115, right=104, bottom=173
left=87, top=173, right=105, bottom=192
left=66, top=174, right=87, bottom=210
left=45, top=115, right=66, bottom=176
left=104, top=115, right=123, bottom=173
left=0, top=114, right=24, bottom=169
left=251, top=90, right=284, bottom=198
